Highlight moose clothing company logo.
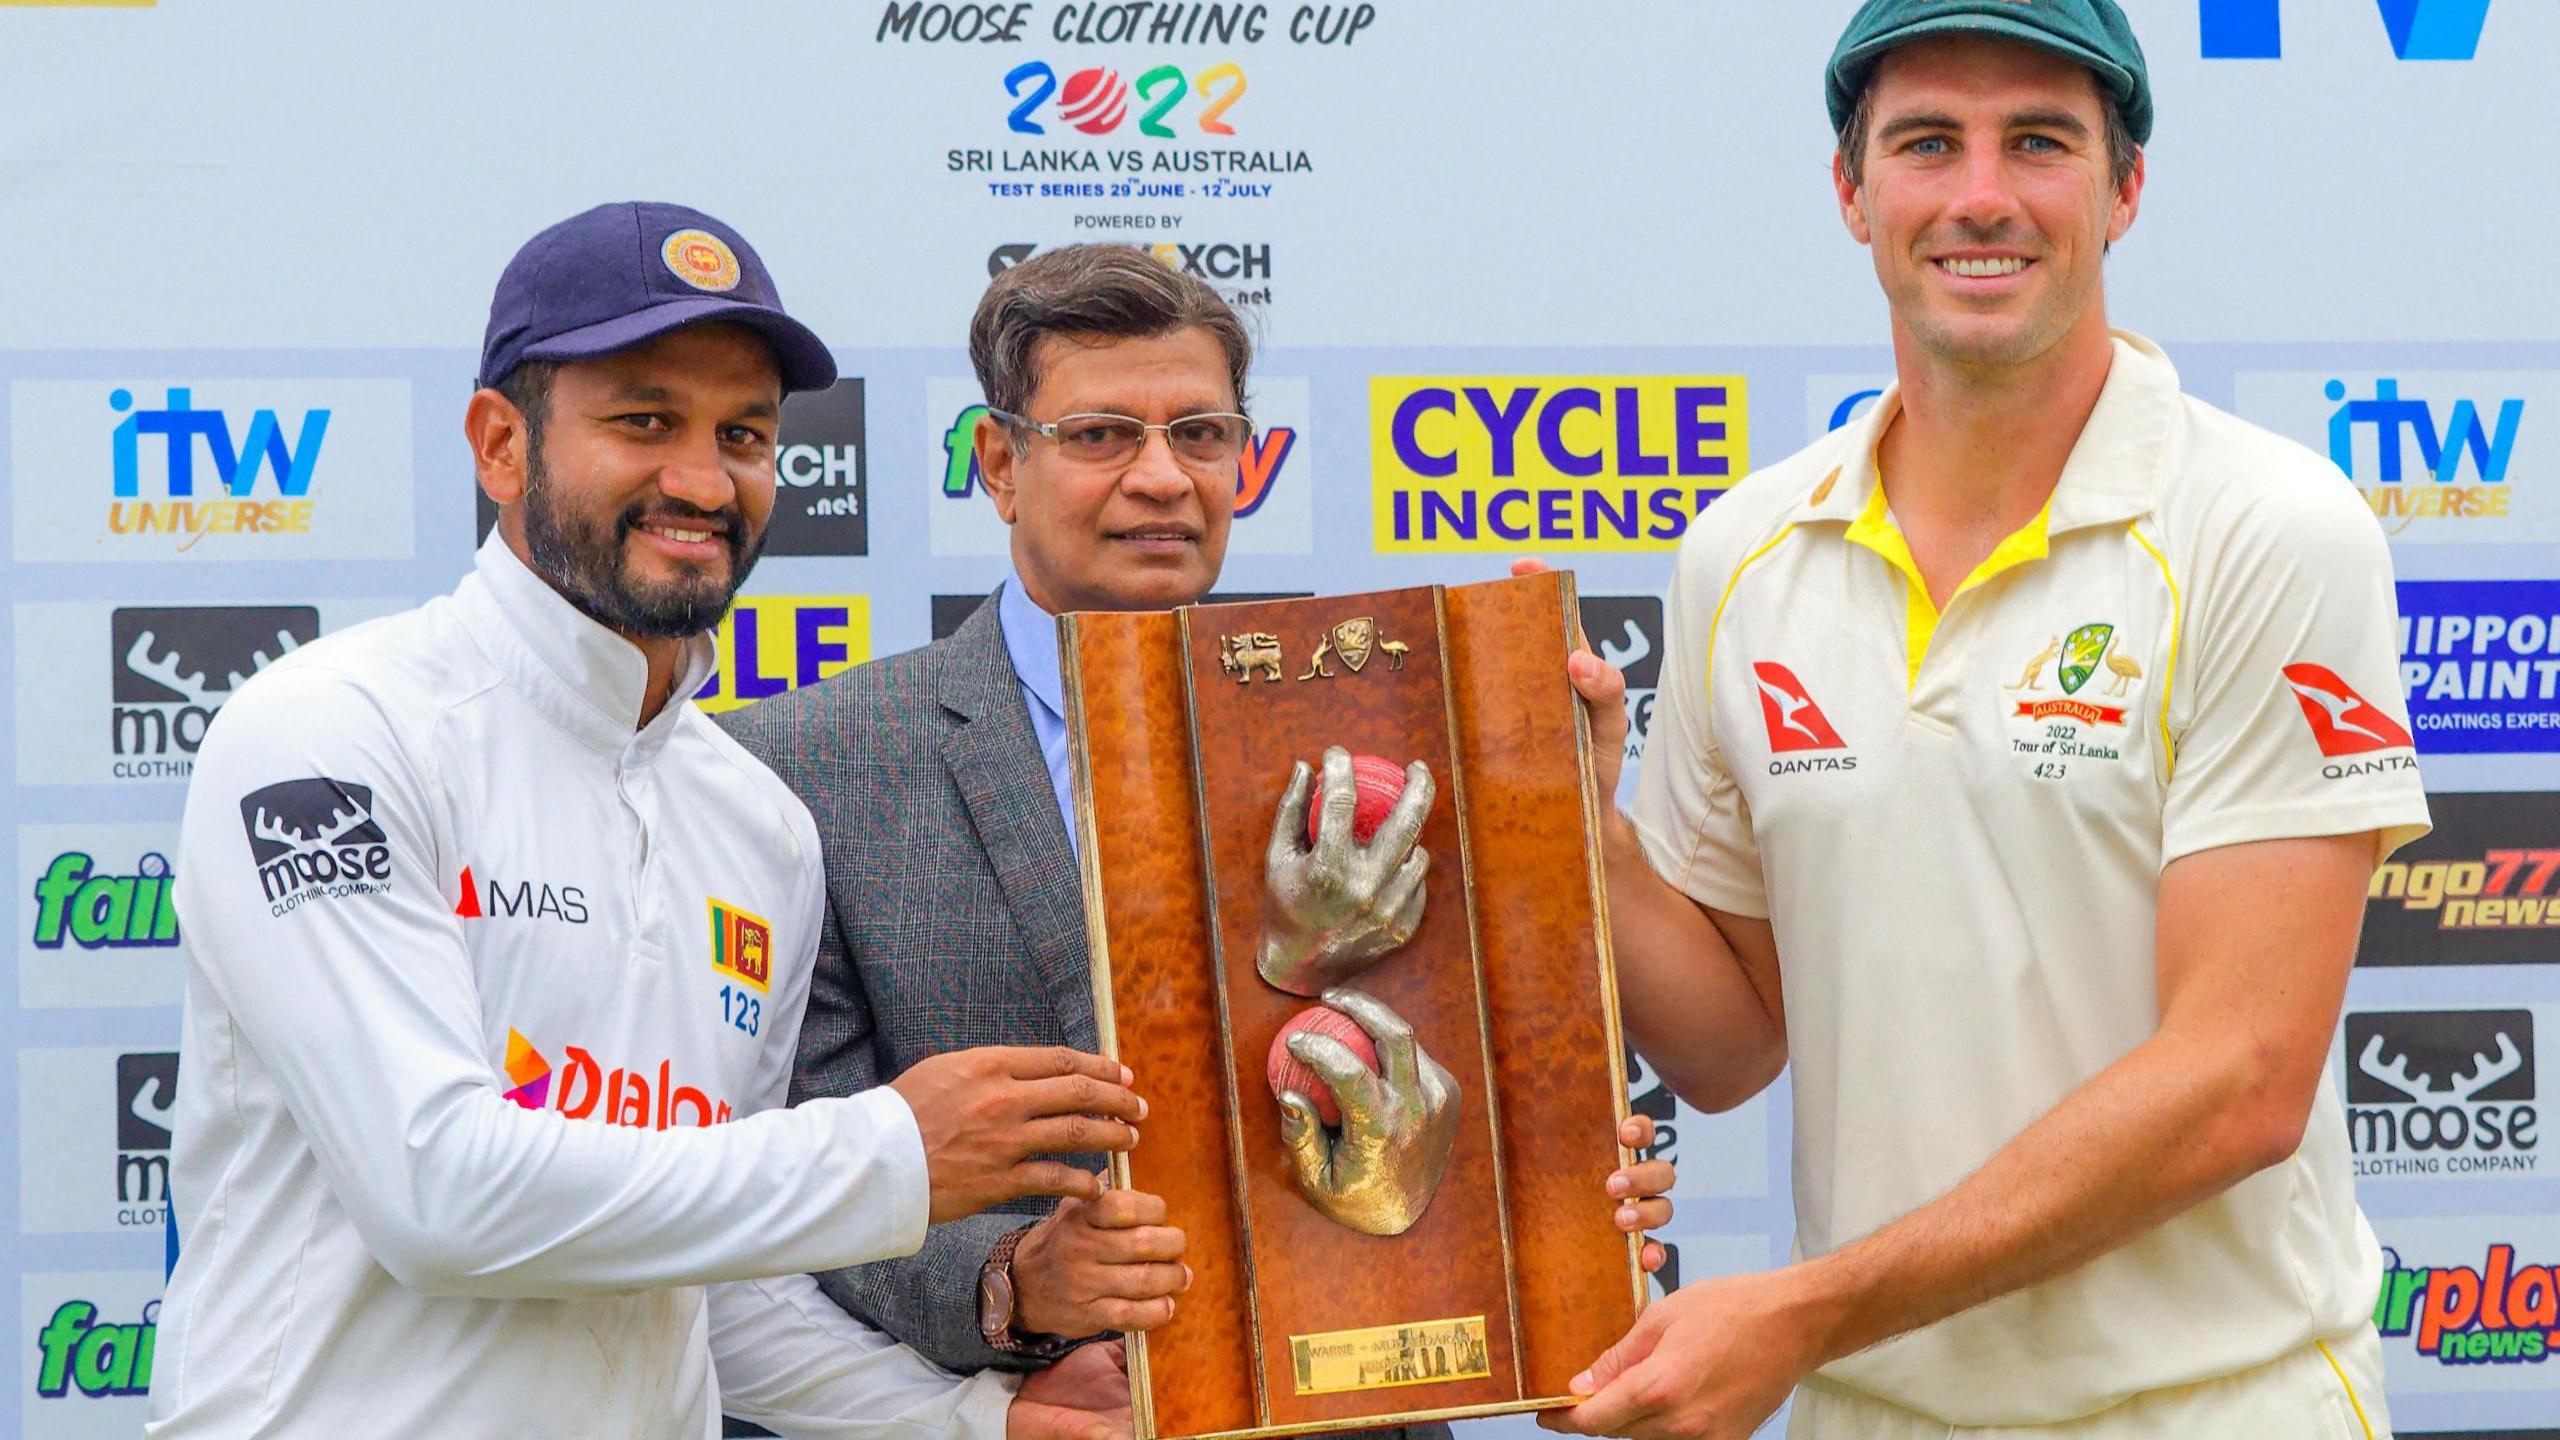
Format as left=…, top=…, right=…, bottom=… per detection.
left=23, top=1271, right=164, bottom=1437
left=12, top=597, right=399, bottom=788
left=1579, top=597, right=1664, bottom=763
left=928, top=375, right=1313, bottom=556
left=17, top=1049, right=179, bottom=1234
left=237, top=778, right=393, bottom=914
left=106, top=605, right=318, bottom=781
left=2345, top=1009, right=2540, bottom=1179
left=2362, top=793, right=2560, bottom=967
left=9, top=378, right=414, bottom=563
left=18, top=824, right=187, bottom=1010
left=2232, top=371, right=2552, bottom=545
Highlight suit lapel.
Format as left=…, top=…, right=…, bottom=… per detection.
left=936, top=593, right=1097, bottom=1048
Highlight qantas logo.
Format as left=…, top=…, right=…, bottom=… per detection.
left=1752, top=663, right=1846, bottom=752
left=2283, top=663, right=2416, bottom=756
left=1751, top=662, right=1856, bottom=774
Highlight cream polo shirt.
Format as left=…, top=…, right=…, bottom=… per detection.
left=1632, top=333, right=2430, bottom=1425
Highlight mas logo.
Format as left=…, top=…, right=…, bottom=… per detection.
left=693, top=595, right=870, bottom=716
left=1371, top=377, right=1749, bottom=553
left=2346, top=1008, right=2539, bottom=1179
left=8, top=378, right=415, bottom=564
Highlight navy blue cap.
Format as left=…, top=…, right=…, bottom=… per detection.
left=477, top=202, right=838, bottom=393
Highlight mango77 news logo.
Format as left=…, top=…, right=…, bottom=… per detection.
left=2200, top=0, right=2495, bottom=59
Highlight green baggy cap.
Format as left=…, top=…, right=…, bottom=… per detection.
left=1827, top=0, right=2153, bottom=145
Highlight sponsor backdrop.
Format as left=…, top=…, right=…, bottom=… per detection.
left=3, top=1, right=2554, bottom=1434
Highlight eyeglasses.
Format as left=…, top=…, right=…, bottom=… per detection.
left=989, top=408, right=1255, bottom=469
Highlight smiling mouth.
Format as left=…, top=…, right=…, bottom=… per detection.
left=1935, top=256, right=2033, bottom=278
left=1112, top=527, right=1198, bottom=543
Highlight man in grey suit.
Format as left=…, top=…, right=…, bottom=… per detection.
left=726, top=246, right=1671, bottom=1426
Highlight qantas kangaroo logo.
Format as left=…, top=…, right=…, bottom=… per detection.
left=2282, top=664, right=2414, bottom=756
left=1751, top=663, right=1847, bottom=753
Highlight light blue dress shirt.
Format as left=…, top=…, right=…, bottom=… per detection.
left=995, top=576, right=1078, bottom=855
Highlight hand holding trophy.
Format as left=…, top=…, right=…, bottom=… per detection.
left=1269, top=987, right=1460, bottom=1237
left=1256, top=747, right=1435, bottom=996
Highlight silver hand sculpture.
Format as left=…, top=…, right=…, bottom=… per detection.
left=1256, top=747, right=1434, bottom=996
left=1274, top=987, right=1460, bottom=1237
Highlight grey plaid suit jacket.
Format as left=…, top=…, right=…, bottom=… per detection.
left=723, top=594, right=1450, bottom=1439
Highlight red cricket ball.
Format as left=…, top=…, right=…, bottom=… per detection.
left=1306, top=754, right=1409, bottom=849
left=1266, top=1005, right=1381, bottom=1128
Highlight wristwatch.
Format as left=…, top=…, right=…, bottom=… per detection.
left=978, top=1225, right=1043, bottom=1354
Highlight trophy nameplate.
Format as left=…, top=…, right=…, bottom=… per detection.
left=1061, top=571, right=1641, bottom=1440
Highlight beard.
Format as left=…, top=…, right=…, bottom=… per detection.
left=520, top=448, right=764, bottom=640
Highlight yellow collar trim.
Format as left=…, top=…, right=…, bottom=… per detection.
left=1844, top=483, right=2054, bottom=689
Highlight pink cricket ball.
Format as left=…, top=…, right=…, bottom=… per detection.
left=1266, top=1005, right=1381, bottom=1128
left=1307, top=754, right=1409, bottom=849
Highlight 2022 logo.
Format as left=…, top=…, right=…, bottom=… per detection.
left=1003, top=61, right=1246, bottom=136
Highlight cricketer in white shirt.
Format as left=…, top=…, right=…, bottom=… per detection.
left=145, top=534, right=1018, bottom=1439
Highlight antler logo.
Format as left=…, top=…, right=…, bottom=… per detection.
left=109, top=606, right=320, bottom=766
left=2282, top=663, right=2415, bottom=756
left=1751, top=662, right=1847, bottom=753
left=236, top=777, right=392, bottom=907
left=2348, top=1011, right=2534, bottom=1105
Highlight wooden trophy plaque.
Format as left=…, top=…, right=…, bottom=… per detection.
left=1059, top=571, right=1642, bottom=1440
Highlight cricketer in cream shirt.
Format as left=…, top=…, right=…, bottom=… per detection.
left=1632, top=331, right=2429, bottom=1424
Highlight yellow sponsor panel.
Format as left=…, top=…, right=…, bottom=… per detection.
left=1370, top=375, right=1749, bottom=553
left=695, top=594, right=870, bottom=716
